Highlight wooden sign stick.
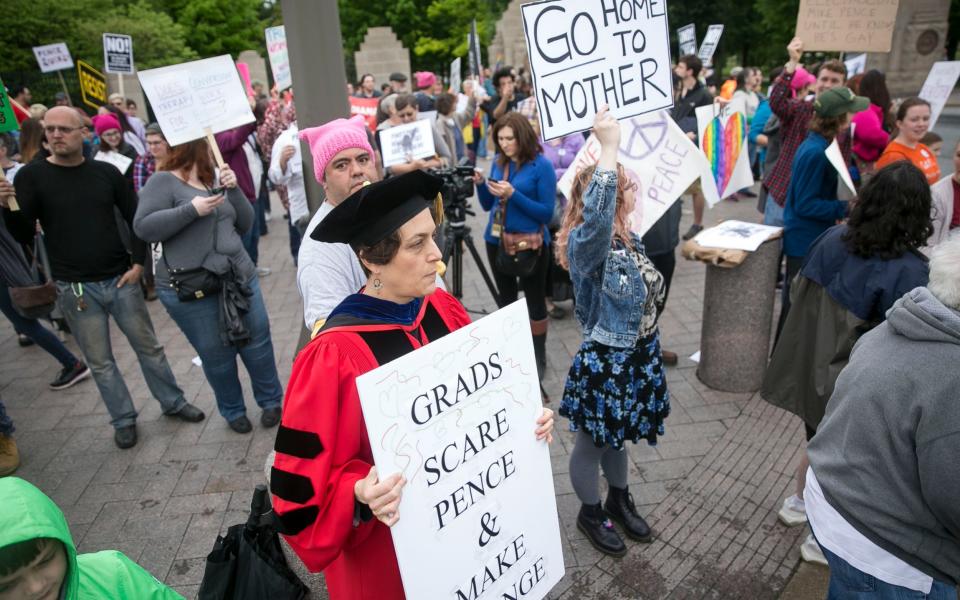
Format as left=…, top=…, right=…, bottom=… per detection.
left=0, top=170, right=19, bottom=211
left=203, top=127, right=226, bottom=170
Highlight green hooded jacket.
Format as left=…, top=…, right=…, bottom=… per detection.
left=0, top=477, right=185, bottom=600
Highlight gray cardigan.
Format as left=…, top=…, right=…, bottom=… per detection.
left=133, top=171, right=255, bottom=286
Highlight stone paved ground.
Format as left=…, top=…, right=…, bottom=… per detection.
left=2, top=167, right=819, bottom=599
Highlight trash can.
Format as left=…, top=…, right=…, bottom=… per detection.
left=682, top=234, right=782, bottom=393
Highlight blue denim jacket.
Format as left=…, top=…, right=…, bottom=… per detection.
left=567, top=168, right=647, bottom=349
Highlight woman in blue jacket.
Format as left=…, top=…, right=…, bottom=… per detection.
left=553, top=107, right=670, bottom=557
left=474, top=112, right=556, bottom=384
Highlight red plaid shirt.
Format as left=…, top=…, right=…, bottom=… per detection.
left=133, top=153, right=155, bottom=194
left=764, top=71, right=851, bottom=207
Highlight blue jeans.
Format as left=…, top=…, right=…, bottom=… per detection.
left=821, top=544, right=957, bottom=599
left=763, top=194, right=785, bottom=227
left=156, top=276, right=282, bottom=422
left=56, top=276, right=186, bottom=428
left=242, top=197, right=261, bottom=265
left=0, top=395, right=12, bottom=436
left=0, top=283, right=78, bottom=369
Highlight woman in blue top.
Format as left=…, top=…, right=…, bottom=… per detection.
left=553, top=108, right=669, bottom=557
left=779, top=87, right=868, bottom=337
left=474, top=112, right=556, bottom=385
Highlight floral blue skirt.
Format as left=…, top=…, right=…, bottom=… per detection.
left=559, top=332, right=670, bottom=450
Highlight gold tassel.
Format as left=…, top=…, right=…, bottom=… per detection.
left=434, top=192, right=445, bottom=225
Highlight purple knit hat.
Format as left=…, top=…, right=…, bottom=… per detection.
left=298, top=115, right=374, bottom=183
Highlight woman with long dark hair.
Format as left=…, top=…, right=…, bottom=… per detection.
left=134, top=139, right=284, bottom=433
left=850, top=70, right=893, bottom=182
left=92, top=113, right=138, bottom=182
left=763, top=160, right=932, bottom=563
left=98, top=104, right=146, bottom=155
left=473, top=112, right=556, bottom=386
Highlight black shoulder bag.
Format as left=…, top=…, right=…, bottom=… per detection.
left=163, top=208, right=223, bottom=302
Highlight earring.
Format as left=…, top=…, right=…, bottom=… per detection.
left=373, top=278, right=383, bottom=293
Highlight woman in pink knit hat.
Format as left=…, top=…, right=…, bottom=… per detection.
left=413, top=71, right=437, bottom=112
left=91, top=113, right=138, bottom=182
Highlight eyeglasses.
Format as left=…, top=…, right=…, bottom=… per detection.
left=43, top=125, right=84, bottom=135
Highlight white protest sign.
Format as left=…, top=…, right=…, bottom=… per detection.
left=93, top=150, right=133, bottom=175
left=450, top=57, right=462, bottom=94
left=677, top=23, right=697, bottom=56
left=696, top=96, right=754, bottom=205
left=137, top=55, right=256, bottom=147
left=694, top=220, right=782, bottom=252
left=521, top=0, right=674, bottom=141
left=265, top=26, right=293, bottom=91
left=844, top=53, right=867, bottom=78
left=380, top=120, right=437, bottom=168
left=558, top=110, right=709, bottom=237
left=697, top=25, right=724, bottom=62
left=356, top=299, right=564, bottom=600
left=103, top=33, right=134, bottom=75
left=919, top=61, right=960, bottom=130
left=825, top=138, right=855, bottom=195
left=32, top=43, right=74, bottom=73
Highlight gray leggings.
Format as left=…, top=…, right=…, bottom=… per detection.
left=569, top=431, right=629, bottom=505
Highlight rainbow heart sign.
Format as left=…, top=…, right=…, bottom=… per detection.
left=695, top=97, right=754, bottom=206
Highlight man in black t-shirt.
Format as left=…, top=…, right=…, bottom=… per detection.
left=0, top=107, right=205, bottom=450
left=481, top=67, right=527, bottom=126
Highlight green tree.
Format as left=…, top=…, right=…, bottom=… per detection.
left=175, top=0, right=269, bottom=58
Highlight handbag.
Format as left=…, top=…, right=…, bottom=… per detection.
left=10, top=233, right=58, bottom=319
left=163, top=208, right=223, bottom=302
left=493, top=164, right=543, bottom=277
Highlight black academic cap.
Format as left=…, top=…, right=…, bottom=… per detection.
left=311, top=170, right=443, bottom=246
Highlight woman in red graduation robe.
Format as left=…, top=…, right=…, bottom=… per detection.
left=270, top=170, right=555, bottom=600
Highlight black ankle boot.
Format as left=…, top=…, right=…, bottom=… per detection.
left=605, top=486, right=653, bottom=542
left=577, top=503, right=627, bottom=557
left=530, top=319, right=548, bottom=382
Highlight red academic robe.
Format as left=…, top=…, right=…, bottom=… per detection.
left=271, top=289, right=472, bottom=600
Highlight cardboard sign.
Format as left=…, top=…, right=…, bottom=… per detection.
left=0, top=80, right=18, bottom=134
left=77, top=60, right=108, bottom=111
left=450, top=57, right=462, bottom=94
left=677, top=23, right=697, bottom=56
left=697, top=25, right=724, bottom=62
left=137, top=55, right=256, bottom=147
left=919, top=61, right=960, bottom=129
left=380, top=120, right=436, bottom=168
left=103, top=33, right=134, bottom=75
left=795, top=0, right=899, bottom=53
left=521, top=0, right=674, bottom=141
left=696, top=96, right=754, bottom=205
left=265, top=26, right=292, bottom=91
left=558, top=110, right=708, bottom=237
left=32, top=43, right=74, bottom=73
left=355, top=299, right=564, bottom=600
left=348, top=96, right=379, bottom=132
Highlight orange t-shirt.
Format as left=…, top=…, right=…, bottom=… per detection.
left=875, top=141, right=941, bottom=185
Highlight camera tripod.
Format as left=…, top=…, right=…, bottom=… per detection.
left=440, top=201, right=501, bottom=312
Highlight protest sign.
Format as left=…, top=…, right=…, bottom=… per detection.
left=94, top=150, right=133, bottom=175
left=558, top=110, right=709, bottom=237
left=521, top=0, right=674, bottom=141
left=355, top=299, right=564, bottom=600
left=380, top=120, right=437, bottom=168
left=844, top=53, right=867, bottom=78
left=103, top=33, right=134, bottom=75
left=697, top=25, right=724, bottom=62
left=696, top=96, right=753, bottom=205
left=348, top=96, right=379, bottom=132
left=795, top=0, right=899, bottom=52
left=694, top=220, right=782, bottom=252
left=450, top=57, right=462, bottom=94
left=77, top=60, right=108, bottom=111
left=0, top=81, right=17, bottom=134
left=468, top=19, right=483, bottom=80
left=32, top=43, right=73, bottom=73
left=265, top=26, right=293, bottom=91
left=138, top=55, right=256, bottom=147
left=677, top=23, right=697, bottom=56
left=825, top=139, right=855, bottom=195
left=235, top=63, right=255, bottom=98
left=919, top=61, right=960, bottom=129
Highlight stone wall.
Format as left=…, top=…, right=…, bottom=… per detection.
left=354, top=27, right=410, bottom=90
left=488, top=0, right=530, bottom=73
left=237, top=49, right=269, bottom=90
left=866, top=0, right=951, bottom=98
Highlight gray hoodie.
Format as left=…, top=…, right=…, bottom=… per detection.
left=809, top=286, right=960, bottom=584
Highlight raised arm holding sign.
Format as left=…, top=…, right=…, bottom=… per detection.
left=521, top=0, right=674, bottom=140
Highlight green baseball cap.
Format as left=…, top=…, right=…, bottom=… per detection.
left=814, top=87, right=869, bottom=118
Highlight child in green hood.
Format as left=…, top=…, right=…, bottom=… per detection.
left=0, top=477, right=184, bottom=599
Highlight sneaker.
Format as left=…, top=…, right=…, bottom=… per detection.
left=114, top=425, right=138, bottom=449
left=0, top=434, right=20, bottom=476
left=682, top=224, right=704, bottom=241
left=49, top=362, right=91, bottom=390
left=260, top=407, right=282, bottom=428
left=256, top=267, right=272, bottom=277
left=17, top=334, right=34, bottom=347
left=800, top=533, right=828, bottom=565
left=228, top=415, right=253, bottom=434
left=778, top=494, right=808, bottom=526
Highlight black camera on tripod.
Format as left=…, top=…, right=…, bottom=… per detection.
left=428, top=164, right=475, bottom=217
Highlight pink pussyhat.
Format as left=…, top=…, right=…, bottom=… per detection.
left=791, top=67, right=816, bottom=95
left=415, top=71, right=436, bottom=90
left=92, top=113, right=121, bottom=137
left=298, top=115, right=374, bottom=183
